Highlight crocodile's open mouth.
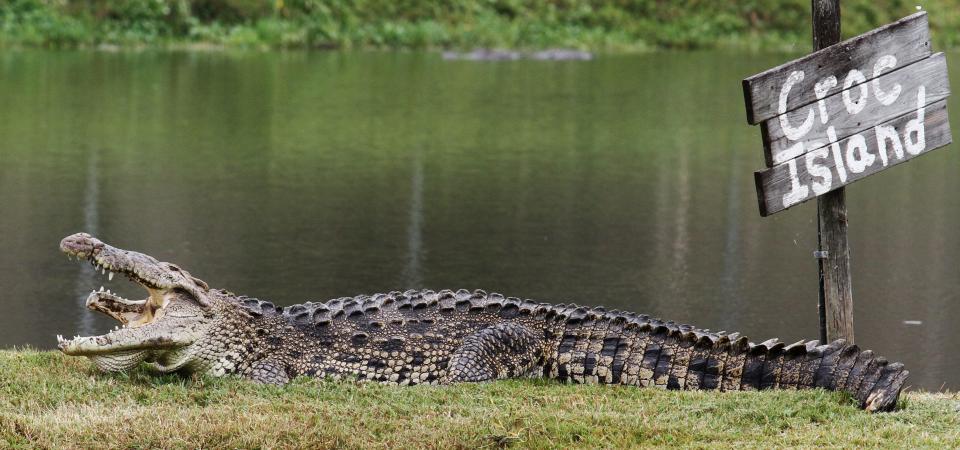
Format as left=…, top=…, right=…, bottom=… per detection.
left=60, top=233, right=174, bottom=333
left=56, top=233, right=211, bottom=371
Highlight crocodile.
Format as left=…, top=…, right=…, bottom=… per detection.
left=56, top=232, right=909, bottom=412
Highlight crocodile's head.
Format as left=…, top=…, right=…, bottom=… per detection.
left=57, top=232, right=216, bottom=372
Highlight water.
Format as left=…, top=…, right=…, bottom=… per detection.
left=1, top=50, right=958, bottom=391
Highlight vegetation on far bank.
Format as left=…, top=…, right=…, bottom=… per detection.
left=0, top=349, right=957, bottom=448
left=2, top=0, right=960, bottom=52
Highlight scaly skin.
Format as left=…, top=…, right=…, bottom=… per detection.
left=56, top=233, right=909, bottom=412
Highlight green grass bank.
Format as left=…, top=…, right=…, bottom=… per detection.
left=3, top=0, right=960, bottom=51
left=0, top=350, right=957, bottom=448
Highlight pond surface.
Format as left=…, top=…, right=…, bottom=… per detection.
left=1, top=50, right=958, bottom=391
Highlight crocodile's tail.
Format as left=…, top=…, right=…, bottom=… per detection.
left=545, top=306, right=908, bottom=411
left=721, top=337, right=908, bottom=412
left=637, top=328, right=910, bottom=412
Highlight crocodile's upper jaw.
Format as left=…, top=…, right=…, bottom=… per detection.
left=57, top=233, right=214, bottom=371
left=59, top=232, right=211, bottom=304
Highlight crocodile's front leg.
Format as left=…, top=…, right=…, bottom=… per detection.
left=444, top=323, right=543, bottom=382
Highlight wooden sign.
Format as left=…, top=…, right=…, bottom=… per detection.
left=743, top=12, right=952, bottom=216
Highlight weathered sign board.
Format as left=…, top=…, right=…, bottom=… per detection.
left=743, top=12, right=952, bottom=216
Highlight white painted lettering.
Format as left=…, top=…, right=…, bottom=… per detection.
left=761, top=53, right=941, bottom=211
left=778, top=71, right=815, bottom=140
left=827, top=126, right=847, bottom=183
left=872, top=55, right=901, bottom=106
left=774, top=141, right=806, bottom=165
left=842, top=69, right=868, bottom=115
left=844, top=134, right=875, bottom=173
left=814, top=76, right=837, bottom=124
left=904, top=85, right=927, bottom=155
left=805, top=146, right=832, bottom=195
left=781, top=159, right=809, bottom=208
left=874, top=125, right=904, bottom=166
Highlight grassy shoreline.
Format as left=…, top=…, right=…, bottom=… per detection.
left=1, top=350, right=957, bottom=448
left=3, top=1, right=960, bottom=52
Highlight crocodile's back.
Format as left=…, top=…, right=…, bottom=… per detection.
left=269, top=289, right=550, bottom=385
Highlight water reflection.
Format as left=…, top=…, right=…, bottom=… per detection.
left=73, top=147, right=99, bottom=337
left=403, top=150, right=424, bottom=289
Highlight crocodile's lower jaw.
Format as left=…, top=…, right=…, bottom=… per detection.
left=88, top=350, right=148, bottom=372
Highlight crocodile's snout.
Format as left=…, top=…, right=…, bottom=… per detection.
left=60, top=232, right=104, bottom=258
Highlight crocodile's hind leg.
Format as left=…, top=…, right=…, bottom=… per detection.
left=247, top=356, right=290, bottom=385
left=443, top=323, right=543, bottom=383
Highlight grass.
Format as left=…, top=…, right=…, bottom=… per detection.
left=0, top=350, right=957, bottom=448
left=3, top=0, right=960, bottom=51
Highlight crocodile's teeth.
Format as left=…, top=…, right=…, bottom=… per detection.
left=108, top=272, right=114, bottom=281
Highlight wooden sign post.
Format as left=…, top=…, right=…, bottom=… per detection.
left=741, top=6, right=952, bottom=343
left=812, top=0, right=851, bottom=346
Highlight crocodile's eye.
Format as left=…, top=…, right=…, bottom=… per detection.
left=192, top=277, right=209, bottom=289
